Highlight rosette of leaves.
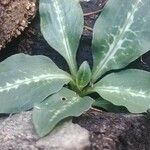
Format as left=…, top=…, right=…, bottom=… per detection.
left=0, top=0, right=150, bottom=137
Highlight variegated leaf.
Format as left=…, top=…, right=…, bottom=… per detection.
left=0, top=54, right=71, bottom=113
left=92, top=0, right=150, bottom=82
left=33, top=88, right=93, bottom=137
left=93, top=69, right=150, bottom=113
left=40, top=0, right=84, bottom=76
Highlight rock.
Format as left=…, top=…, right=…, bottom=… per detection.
left=0, top=111, right=90, bottom=150
left=0, top=0, right=37, bottom=50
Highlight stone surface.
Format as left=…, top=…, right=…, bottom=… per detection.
left=0, top=111, right=90, bottom=150
left=0, top=0, right=37, bottom=50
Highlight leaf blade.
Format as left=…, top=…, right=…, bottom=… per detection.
left=93, top=69, right=150, bottom=113
left=0, top=54, right=71, bottom=113
left=92, top=0, right=150, bottom=82
left=40, top=0, right=84, bottom=76
left=92, top=98, right=129, bottom=113
left=32, top=88, right=93, bottom=137
left=76, top=61, right=92, bottom=90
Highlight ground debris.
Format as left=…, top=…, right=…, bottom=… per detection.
left=73, top=109, right=150, bottom=150
left=0, top=0, right=37, bottom=50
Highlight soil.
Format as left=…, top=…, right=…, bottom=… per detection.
left=0, top=0, right=37, bottom=50
left=73, top=109, right=150, bottom=150
left=0, top=0, right=150, bottom=150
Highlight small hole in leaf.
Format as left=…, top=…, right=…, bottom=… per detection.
left=62, top=97, right=66, bottom=101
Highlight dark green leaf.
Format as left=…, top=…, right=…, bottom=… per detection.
left=92, top=0, right=150, bottom=82
left=0, top=54, right=71, bottom=113
left=93, top=98, right=129, bottom=113
left=32, top=88, right=93, bottom=137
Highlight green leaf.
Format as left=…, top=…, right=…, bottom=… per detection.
left=40, top=0, right=84, bottom=76
left=32, top=88, right=93, bottom=137
left=92, top=0, right=150, bottom=82
left=92, top=98, right=129, bottom=113
left=0, top=54, right=71, bottom=113
left=93, top=69, right=150, bottom=113
left=76, top=61, right=92, bottom=90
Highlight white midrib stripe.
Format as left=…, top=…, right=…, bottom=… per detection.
left=0, top=74, right=69, bottom=92
left=92, top=0, right=142, bottom=82
left=35, top=97, right=80, bottom=122
left=95, top=86, right=149, bottom=99
left=48, top=97, right=79, bottom=123
left=52, top=0, right=75, bottom=71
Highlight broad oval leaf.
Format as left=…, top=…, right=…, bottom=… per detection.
left=40, top=0, right=84, bottom=76
left=32, top=88, right=94, bottom=137
left=92, top=0, right=150, bottom=82
left=0, top=54, right=71, bottom=113
left=93, top=69, right=150, bottom=113
left=76, top=61, right=92, bottom=90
